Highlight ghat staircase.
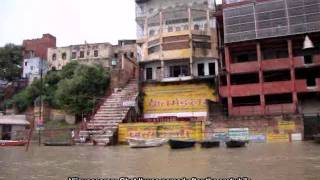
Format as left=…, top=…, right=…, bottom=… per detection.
left=78, top=79, right=138, bottom=146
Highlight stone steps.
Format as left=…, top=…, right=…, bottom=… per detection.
left=78, top=79, right=138, bottom=146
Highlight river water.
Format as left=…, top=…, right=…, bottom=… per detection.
left=0, top=142, right=319, bottom=180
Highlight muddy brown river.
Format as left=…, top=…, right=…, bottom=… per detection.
left=0, top=142, right=319, bottom=180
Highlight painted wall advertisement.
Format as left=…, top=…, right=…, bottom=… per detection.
left=228, top=128, right=249, bottom=141
left=143, top=83, right=216, bottom=118
left=118, top=122, right=203, bottom=143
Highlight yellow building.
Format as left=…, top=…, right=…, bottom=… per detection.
left=135, top=0, right=220, bottom=120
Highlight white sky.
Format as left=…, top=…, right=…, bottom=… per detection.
left=0, top=0, right=222, bottom=47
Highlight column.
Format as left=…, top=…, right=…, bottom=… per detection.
left=225, top=46, right=233, bottom=114
left=257, top=42, right=265, bottom=114
left=288, top=39, right=298, bottom=112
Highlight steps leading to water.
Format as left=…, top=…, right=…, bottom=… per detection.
left=78, top=79, right=138, bottom=146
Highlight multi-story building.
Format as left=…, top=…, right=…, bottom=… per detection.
left=135, top=0, right=220, bottom=120
left=219, top=0, right=320, bottom=116
left=22, top=34, right=56, bottom=83
left=47, top=40, right=137, bottom=71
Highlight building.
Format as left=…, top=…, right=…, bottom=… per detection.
left=47, top=40, right=137, bottom=71
left=22, top=34, right=56, bottom=83
left=0, top=115, right=30, bottom=140
left=135, top=0, right=220, bottom=120
left=22, top=57, right=48, bottom=82
left=219, top=0, right=320, bottom=116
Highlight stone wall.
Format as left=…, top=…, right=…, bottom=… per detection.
left=205, top=115, right=304, bottom=142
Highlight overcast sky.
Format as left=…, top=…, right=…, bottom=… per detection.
left=0, top=0, right=222, bottom=47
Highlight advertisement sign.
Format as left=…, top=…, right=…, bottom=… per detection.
left=34, top=108, right=44, bottom=130
left=211, top=128, right=229, bottom=141
left=291, top=133, right=302, bottom=141
left=249, top=134, right=266, bottom=143
left=143, top=83, right=216, bottom=118
left=118, top=122, right=203, bottom=143
left=267, top=133, right=289, bottom=143
left=278, top=121, right=296, bottom=131
left=228, top=128, right=249, bottom=141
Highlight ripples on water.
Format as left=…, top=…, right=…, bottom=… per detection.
left=0, top=142, right=319, bottom=180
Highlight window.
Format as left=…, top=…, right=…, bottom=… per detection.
left=304, top=55, right=313, bottom=64
left=263, top=70, right=291, bottom=82
left=80, top=51, right=84, bottom=58
left=146, top=68, right=153, bottom=80
left=176, top=26, right=181, bottom=31
left=72, top=52, right=77, bottom=59
left=209, top=63, right=216, bottom=76
left=25, top=62, right=27, bottom=66
left=94, top=50, right=99, bottom=57
left=307, top=78, right=317, bottom=87
left=233, top=96, right=261, bottom=107
left=169, top=65, right=189, bottom=77
left=62, top=53, right=67, bottom=60
left=114, top=53, right=118, bottom=58
left=197, top=63, right=205, bottom=76
left=130, top=52, right=134, bottom=58
left=87, top=51, right=90, bottom=56
left=52, top=54, right=56, bottom=61
left=30, top=66, right=34, bottom=71
left=265, top=93, right=293, bottom=105
left=184, top=25, right=189, bottom=30
left=148, top=45, right=160, bottom=54
left=149, top=30, right=155, bottom=36
left=168, top=26, right=173, bottom=32
left=194, top=24, right=200, bottom=30
left=231, top=73, right=260, bottom=85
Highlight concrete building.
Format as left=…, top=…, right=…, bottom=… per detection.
left=47, top=40, right=137, bottom=71
left=22, top=34, right=56, bottom=83
left=0, top=115, right=30, bottom=140
left=219, top=0, right=320, bottom=116
left=135, top=0, right=220, bottom=120
left=22, top=57, right=48, bottom=82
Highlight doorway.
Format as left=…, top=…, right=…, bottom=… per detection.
left=2, top=125, right=12, bottom=140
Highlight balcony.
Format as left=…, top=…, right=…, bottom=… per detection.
left=229, top=103, right=296, bottom=116
left=263, top=81, right=293, bottom=95
left=230, top=83, right=261, bottom=97
left=265, top=103, right=296, bottom=115
left=230, top=105, right=263, bottom=116
left=229, top=61, right=259, bottom=73
left=262, top=58, right=291, bottom=71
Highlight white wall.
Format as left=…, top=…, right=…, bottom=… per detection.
left=144, top=62, right=161, bottom=80
left=22, top=57, right=48, bottom=83
left=193, top=59, right=218, bottom=76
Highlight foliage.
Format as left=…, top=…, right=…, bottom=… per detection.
left=9, top=62, right=110, bottom=116
left=0, top=44, right=23, bottom=81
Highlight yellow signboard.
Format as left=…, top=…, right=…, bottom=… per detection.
left=267, top=133, right=290, bottom=143
left=118, top=122, right=203, bottom=143
left=143, top=83, right=216, bottom=116
left=278, top=121, right=296, bottom=131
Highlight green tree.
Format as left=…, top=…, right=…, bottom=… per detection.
left=9, top=62, right=110, bottom=117
left=0, top=44, right=23, bottom=81
left=55, top=63, right=109, bottom=115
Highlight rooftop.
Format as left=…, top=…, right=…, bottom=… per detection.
left=0, top=115, right=30, bottom=125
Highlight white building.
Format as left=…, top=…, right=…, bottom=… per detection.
left=22, top=57, right=48, bottom=84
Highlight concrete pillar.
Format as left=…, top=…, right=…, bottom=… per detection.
left=206, top=10, right=210, bottom=33
left=257, top=42, right=266, bottom=114
left=288, top=39, right=298, bottom=112
left=225, top=46, right=233, bottom=114
left=161, top=60, right=164, bottom=80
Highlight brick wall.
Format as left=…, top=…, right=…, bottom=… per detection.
left=23, top=34, right=56, bottom=60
